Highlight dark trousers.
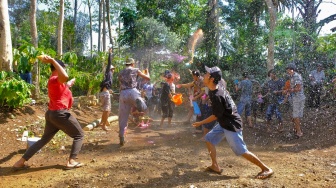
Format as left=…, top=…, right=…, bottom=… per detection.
left=23, top=110, right=84, bottom=160
left=309, top=84, right=322, bottom=107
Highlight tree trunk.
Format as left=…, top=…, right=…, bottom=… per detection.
left=98, top=0, right=102, bottom=52
left=57, top=0, right=65, bottom=56
left=106, top=0, right=113, bottom=46
left=73, top=0, right=78, bottom=43
left=30, top=0, right=40, bottom=98
left=88, top=0, right=93, bottom=57
left=102, top=0, right=106, bottom=52
left=265, top=0, right=277, bottom=71
left=0, top=0, right=13, bottom=71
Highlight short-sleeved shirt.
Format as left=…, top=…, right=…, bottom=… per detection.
left=119, top=67, right=139, bottom=90
left=143, top=83, right=154, bottom=98
left=267, top=78, right=285, bottom=104
left=189, top=77, right=204, bottom=96
left=48, top=76, right=73, bottom=110
left=209, top=87, right=243, bottom=132
left=238, top=79, right=252, bottom=101
left=290, top=72, right=305, bottom=101
left=160, top=82, right=171, bottom=106
left=310, top=70, right=325, bottom=84
left=251, top=80, right=261, bottom=99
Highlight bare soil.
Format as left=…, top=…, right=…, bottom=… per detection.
left=0, top=101, right=335, bottom=188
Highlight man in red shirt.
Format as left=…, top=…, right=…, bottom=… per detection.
left=13, top=56, right=85, bottom=170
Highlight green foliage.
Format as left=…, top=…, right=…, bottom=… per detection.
left=119, top=7, right=138, bottom=48
left=135, top=17, right=181, bottom=50
left=0, top=71, right=34, bottom=108
left=13, top=45, right=40, bottom=73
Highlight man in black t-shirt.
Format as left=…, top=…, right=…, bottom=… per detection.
left=192, top=66, right=273, bottom=179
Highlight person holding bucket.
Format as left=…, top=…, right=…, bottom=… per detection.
left=159, top=71, right=176, bottom=127
left=176, top=70, right=204, bottom=132
left=13, top=55, right=85, bottom=170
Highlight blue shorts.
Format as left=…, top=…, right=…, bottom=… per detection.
left=204, top=124, right=248, bottom=156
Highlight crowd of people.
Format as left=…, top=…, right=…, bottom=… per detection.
left=12, top=49, right=335, bottom=179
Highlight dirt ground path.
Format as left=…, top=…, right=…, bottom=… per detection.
left=0, top=104, right=335, bottom=188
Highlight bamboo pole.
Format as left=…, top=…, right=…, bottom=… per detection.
left=83, top=116, right=118, bottom=131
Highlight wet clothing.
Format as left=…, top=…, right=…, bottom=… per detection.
left=290, top=72, right=305, bottom=118
left=118, top=66, right=146, bottom=137
left=160, top=82, right=174, bottom=118
left=119, top=67, right=140, bottom=90
left=208, top=87, right=243, bottom=132
left=265, top=79, right=284, bottom=121
left=310, top=70, right=325, bottom=84
left=267, top=79, right=285, bottom=104
left=309, top=70, right=325, bottom=107
left=205, top=86, right=248, bottom=156
left=23, top=74, right=84, bottom=161
left=237, top=79, right=252, bottom=117
left=99, top=91, right=111, bottom=111
left=48, top=76, right=73, bottom=110
left=23, top=110, right=84, bottom=160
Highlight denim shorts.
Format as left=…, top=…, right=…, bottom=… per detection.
left=204, top=124, right=248, bottom=156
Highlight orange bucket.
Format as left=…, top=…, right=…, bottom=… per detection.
left=171, top=93, right=183, bottom=106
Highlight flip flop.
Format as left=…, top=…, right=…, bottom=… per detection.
left=64, top=162, right=84, bottom=170
left=256, top=170, right=274, bottom=179
left=98, top=125, right=110, bottom=132
left=12, top=165, right=30, bottom=171
left=205, top=167, right=223, bottom=175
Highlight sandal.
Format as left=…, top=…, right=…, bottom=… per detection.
left=205, top=166, right=223, bottom=175
left=256, top=170, right=274, bottom=179
left=12, top=165, right=30, bottom=171
left=64, top=162, right=84, bottom=170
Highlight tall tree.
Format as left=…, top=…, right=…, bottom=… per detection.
left=106, top=0, right=113, bottom=46
left=204, top=0, right=219, bottom=65
left=98, top=0, right=103, bottom=52
left=87, top=0, right=93, bottom=56
left=0, top=0, right=13, bottom=71
left=58, top=0, right=65, bottom=56
left=265, top=0, right=277, bottom=71
left=30, top=0, right=39, bottom=98
left=102, top=0, right=106, bottom=51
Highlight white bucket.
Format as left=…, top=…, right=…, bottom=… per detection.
left=27, top=137, right=41, bottom=148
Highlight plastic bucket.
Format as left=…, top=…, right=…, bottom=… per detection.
left=27, top=137, right=41, bottom=148
left=171, top=93, right=183, bottom=106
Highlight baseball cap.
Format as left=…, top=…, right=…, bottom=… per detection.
left=125, top=58, right=135, bottom=65
left=55, top=59, right=67, bottom=67
left=110, top=65, right=115, bottom=69
left=286, top=63, right=296, bottom=70
left=205, top=66, right=221, bottom=75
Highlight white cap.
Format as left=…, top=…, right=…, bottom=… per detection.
left=205, top=66, right=221, bottom=74
left=110, top=65, right=115, bottom=69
